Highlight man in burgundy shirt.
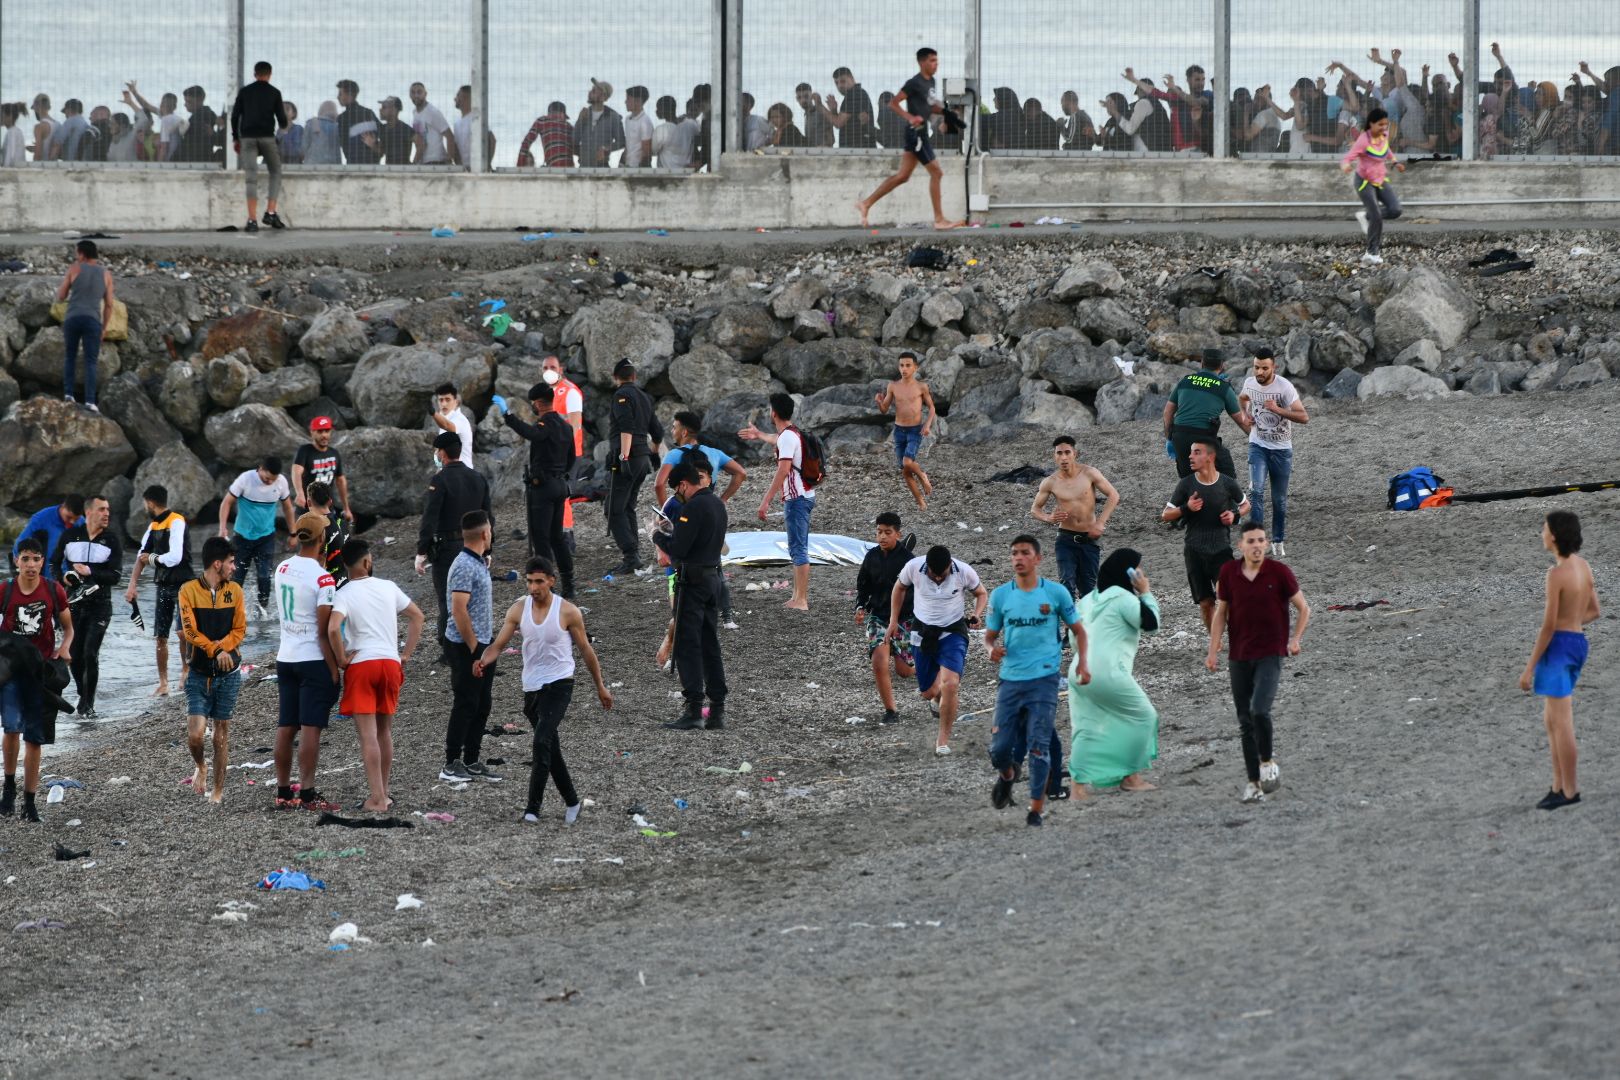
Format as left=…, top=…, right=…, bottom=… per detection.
left=1, top=538, right=74, bottom=822
left=1205, top=523, right=1310, bottom=804
left=518, top=102, right=575, bottom=167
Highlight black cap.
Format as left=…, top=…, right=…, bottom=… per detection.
left=613, top=358, right=637, bottom=378
left=433, top=431, right=464, bottom=454
left=1201, top=347, right=1225, bottom=367
left=528, top=383, right=555, bottom=404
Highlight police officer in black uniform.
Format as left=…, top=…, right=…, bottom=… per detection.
left=654, top=457, right=728, bottom=731
left=416, top=431, right=493, bottom=652
left=500, top=382, right=577, bottom=597
left=606, top=358, right=664, bottom=576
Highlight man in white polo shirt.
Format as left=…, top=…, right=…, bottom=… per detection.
left=889, top=543, right=988, bottom=756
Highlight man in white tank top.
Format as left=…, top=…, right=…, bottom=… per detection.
left=478, top=555, right=613, bottom=824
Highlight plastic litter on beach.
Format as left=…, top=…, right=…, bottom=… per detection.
left=257, top=869, right=325, bottom=891
left=329, top=923, right=371, bottom=945
left=14, top=919, right=68, bottom=932
left=395, top=894, right=424, bottom=911
left=45, top=787, right=65, bottom=804
left=421, top=812, right=456, bottom=823
left=212, top=910, right=249, bottom=924
left=704, top=762, right=752, bottom=775
left=44, top=778, right=84, bottom=790
left=53, top=843, right=89, bottom=861
left=431, top=226, right=456, bottom=238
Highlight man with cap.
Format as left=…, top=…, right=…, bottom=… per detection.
left=576, top=78, right=626, bottom=166
left=416, top=431, right=493, bottom=654
left=654, top=457, right=729, bottom=731
left=542, top=355, right=586, bottom=547
left=272, top=512, right=341, bottom=811
left=1163, top=348, right=1251, bottom=480
left=292, top=416, right=352, bottom=520
left=491, top=383, right=577, bottom=598
left=605, top=359, right=664, bottom=576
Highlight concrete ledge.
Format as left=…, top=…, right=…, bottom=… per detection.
left=2, top=154, right=1618, bottom=232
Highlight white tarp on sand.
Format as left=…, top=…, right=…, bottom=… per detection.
left=721, top=532, right=875, bottom=567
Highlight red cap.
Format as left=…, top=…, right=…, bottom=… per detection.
left=309, top=416, right=334, bottom=432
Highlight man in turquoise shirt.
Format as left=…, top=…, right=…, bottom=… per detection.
left=984, top=534, right=1088, bottom=827
left=219, top=455, right=295, bottom=620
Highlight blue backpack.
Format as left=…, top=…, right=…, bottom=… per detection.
left=1388, top=467, right=1445, bottom=511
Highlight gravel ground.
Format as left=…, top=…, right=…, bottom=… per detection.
left=2, top=382, right=1618, bottom=1079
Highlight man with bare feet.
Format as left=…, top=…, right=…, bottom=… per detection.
left=1029, top=435, right=1120, bottom=600
left=891, top=544, right=987, bottom=755
left=854, top=47, right=965, bottom=230
left=875, top=351, right=936, bottom=510
left=178, top=537, right=246, bottom=803
left=126, top=485, right=194, bottom=698
left=855, top=512, right=916, bottom=725
left=740, top=393, right=819, bottom=611
left=273, top=513, right=342, bottom=811
left=1162, top=437, right=1249, bottom=631
left=1520, top=511, right=1599, bottom=811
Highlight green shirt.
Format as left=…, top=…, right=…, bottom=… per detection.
left=1169, top=371, right=1241, bottom=430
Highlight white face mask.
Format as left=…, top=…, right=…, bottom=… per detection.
left=542, top=369, right=561, bottom=385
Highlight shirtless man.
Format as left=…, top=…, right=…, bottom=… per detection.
left=875, top=351, right=936, bottom=510
left=1029, top=435, right=1121, bottom=600
left=1519, top=510, right=1600, bottom=810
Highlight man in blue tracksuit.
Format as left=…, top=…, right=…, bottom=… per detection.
left=10, top=496, right=84, bottom=580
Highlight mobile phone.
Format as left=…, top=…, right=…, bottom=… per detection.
left=1126, top=567, right=1139, bottom=582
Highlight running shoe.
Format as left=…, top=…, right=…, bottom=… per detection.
left=262, top=211, right=286, bottom=229
left=245, top=219, right=259, bottom=233
left=78, top=708, right=100, bottom=721
left=1360, top=252, right=1384, bottom=266
left=992, top=772, right=1015, bottom=809
left=465, top=761, right=503, bottom=782
left=439, top=759, right=472, bottom=782
left=1535, top=790, right=1562, bottom=810
left=0, top=785, right=14, bottom=817
left=1240, top=782, right=1266, bottom=803
left=1260, top=761, right=1280, bottom=794
left=1355, top=209, right=1369, bottom=235
left=880, top=708, right=899, bottom=725
left=255, top=600, right=272, bottom=622
left=21, top=802, right=41, bottom=823
left=934, top=744, right=951, bottom=757
left=564, top=801, right=582, bottom=825
left=721, top=613, right=739, bottom=630
left=63, top=394, right=76, bottom=405
left=1271, top=541, right=1287, bottom=558
left=85, top=403, right=100, bottom=414
left=521, top=811, right=541, bottom=824
left=298, top=791, right=341, bottom=812
left=1025, top=810, right=1043, bottom=828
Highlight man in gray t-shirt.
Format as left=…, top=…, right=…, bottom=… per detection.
left=440, top=510, right=501, bottom=783
left=1162, top=437, right=1250, bottom=629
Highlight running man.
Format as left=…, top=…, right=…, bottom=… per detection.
left=1520, top=511, right=1599, bottom=810
left=874, top=351, right=936, bottom=510
left=1164, top=348, right=1250, bottom=479
left=231, top=61, right=289, bottom=233
left=986, top=534, right=1088, bottom=827
left=328, top=539, right=425, bottom=814
left=272, top=513, right=342, bottom=811
left=220, top=455, right=296, bottom=621
left=855, top=47, right=964, bottom=230
left=740, top=393, right=817, bottom=611
left=125, top=485, right=194, bottom=697
left=1238, top=346, right=1307, bottom=558
left=1029, top=435, right=1121, bottom=600
left=478, top=556, right=613, bottom=824
left=1341, top=106, right=1404, bottom=266
left=0, top=539, right=72, bottom=823
left=890, top=544, right=987, bottom=755
left=1162, top=437, right=1250, bottom=631
left=854, top=511, right=916, bottom=725
left=1205, top=524, right=1310, bottom=804
left=177, top=537, right=246, bottom=803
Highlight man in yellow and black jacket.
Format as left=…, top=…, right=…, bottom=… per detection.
left=177, top=536, right=247, bottom=802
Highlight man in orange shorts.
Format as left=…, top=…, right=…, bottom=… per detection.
left=327, top=538, right=424, bottom=812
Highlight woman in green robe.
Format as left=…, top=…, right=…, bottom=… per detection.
left=1069, top=548, right=1160, bottom=792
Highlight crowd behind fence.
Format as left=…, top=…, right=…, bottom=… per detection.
left=1, top=0, right=1617, bottom=173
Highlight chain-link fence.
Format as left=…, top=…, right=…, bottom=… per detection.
left=1477, top=9, right=1620, bottom=158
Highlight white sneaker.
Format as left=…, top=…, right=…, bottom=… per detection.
left=721, top=618, right=739, bottom=630
left=255, top=600, right=272, bottom=621
left=1355, top=210, right=1369, bottom=235
left=1271, top=541, right=1287, bottom=558
left=1241, top=781, right=1266, bottom=803
left=1360, top=252, right=1383, bottom=266
left=934, top=744, right=952, bottom=757
left=1260, top=761, right=1280, bottom=794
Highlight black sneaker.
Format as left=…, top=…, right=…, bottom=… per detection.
left=0, top=784, right=14, bottom=817
left=663, top=711, right=703, bottom=731
left=465, top=761, right=503, bottom=782
left=880, top=708, right=899, bottom=725
left=1025, top=810, right=1043, bottom=828
left=78, top=708, right=100, bottom=721
left=439, top=759, right=472, bottom=782
left=245, top=219, right=259, bottom=233
left=1536, top=789, right=1562, bottom=810
left=262, top=211, right=286, bottom=229
left=704, top=705, right=725, bottom=731
left=992, top=772, right=1015, bottom=810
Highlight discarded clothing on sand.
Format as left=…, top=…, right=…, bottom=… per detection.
left=988, top=464, right=1051, bottom=485
left=316, top=812, right=415, bottom=830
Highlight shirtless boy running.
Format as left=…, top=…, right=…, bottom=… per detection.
left=875, top=351, right=936, bottom=510
left=1028, top=435, right=1121, bottom=599
left=1519, top=510, right=1600, bottom=810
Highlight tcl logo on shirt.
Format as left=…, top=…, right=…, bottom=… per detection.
left=317, top=574, right=336, bottom=588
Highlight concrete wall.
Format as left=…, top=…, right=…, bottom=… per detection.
left=1, top=154, right=1617, bottom=232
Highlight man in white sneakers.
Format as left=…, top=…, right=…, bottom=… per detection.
left=1238, top=346, right=1308, bottom=558
left=272, top=512, right=341, bottom=811
left=889, top=543, right=988, bottom=755
left=220, top=455, right=296, bottom=620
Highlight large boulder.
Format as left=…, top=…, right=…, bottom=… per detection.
left=952, top=389, right=1094, bottom=445
left=1255, top=302, right=1313, bottom=337
left=955, top=288, right=1005, bottom=337
left=1146, top=328, right=1222, bottom=362
left=201, top=309, right=290, bottom=371
left=796, top=381, right=889, bottom=430
left=704, top=302, right=787, bottom=361
left=99, top=373, right=181, bottom=458
left=919, top=291, right=965, bottom=329
left=206, top=350, right=257, bottom=409
left=1218, top=271, right=1269, bottom=319
left=1393, top=339, right=1443, bottom=374
left=1282, top=328, right=1312, bottom=376
left=791, top=309, right=834, bottom=341
left=1179, top=304, right=1238, bottom=336
left=561, top=300, right=676, bottom=387
left=158, top=360, right=211, bottom=435
left=667, top=343, right=774, bottom=412
left=1093, top=378, right=1142, bottom=425
left=1357, top=366, right=1450, bottom=400
left=0, top=309, right=28, bottom=362
left=881, top=297, right=924, bottom=346
left=830, top=288, right=888, bottom=340
left=298, top=306, right=371, bottom=366
left=203, top=403, right=308, bottom=468
left=348, top=344, right=495, bottom=428
left=391, top=297, right=474, bottom=347
left=697, top=391, right=772, bottom=458
left=1005, top=300, right=1072, bottom=340
left=1323, top=368, right=1363, bottom=399
left=1312, top=329, right=1366, bottom=373
left=1073, top=298, right=1138, bottom=345
left=920, top=349, right=965, bottom=402
left=769, top=276, right=829, bottom=319
left=13, top=327, right=122, bottom=391
left=0, top=371, right=17, bottom=415
left=239, top=364, right=322, bottom=409
left=1051, top=261, right=1124, bottom=302
left=1168, top=270, right=1221, bottom=307
left=332, top=427, right=435, bottom=518
left=1558, top=360, right=1611, bottom=390
left=0, top=397, right=137, bottom=508
left=126, top=443, right=214, bottom=544
left=1373, top=267, right=1479, bottom=359
left=1016, top=328, right=1118, bottom=393
left=762, top=337, right=890, bottom=393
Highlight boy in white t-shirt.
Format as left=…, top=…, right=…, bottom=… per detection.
left=1238, top=346, right=1309, bottom=558
left=273, top=513, right=341, bottom=811
left=739, top=393, right=817, bottom=611
left=328, top=539, right=424, bottom=813
left=429, top=381, right=475, bottom=469
left=889, top=544, right=988, bottom=755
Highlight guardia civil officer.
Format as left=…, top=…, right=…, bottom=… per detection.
left=416, top=431, right=493, bottom=655
left=1162, top=347, right=1252, bottom=479
left=654, top=458, right=728, bottom=731
left=605, top=358, right=664, bottom=576
left=493, top=383, right=577, bottom=598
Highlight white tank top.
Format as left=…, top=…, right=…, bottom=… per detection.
left=520, top=593, right=574, bottom=691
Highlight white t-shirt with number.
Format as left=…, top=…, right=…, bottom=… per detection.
left=331, top=576, right=412, bottom=664
left=777, top=427, right=814, bottom=501
left=274, top=555, right=336, bottom=663
left=1241, top=374, right=1300, bottom=450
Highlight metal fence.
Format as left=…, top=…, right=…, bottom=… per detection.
left=0, top=0, right=1616, bottom=170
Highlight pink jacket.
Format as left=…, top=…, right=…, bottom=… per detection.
left=1342, top=131, right=1396, bottom=185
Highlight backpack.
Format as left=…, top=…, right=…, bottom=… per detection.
left=1388, top=467, right=1446, bottom=511
left=788, top=425, right=826, bottom=489
left=906, top=246, right=950, bottom=271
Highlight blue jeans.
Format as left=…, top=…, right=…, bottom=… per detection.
left=232, top=532, right=278, bottom=604
left=62, top=314, right=102, bottom=406
left=988, top=675, right=1060, bottom=802
left=784, top=496, right=813, bottom=566
left=1247, top=445, right=1293, bottom=542
left=1054, top=530, right=1100, bottom=599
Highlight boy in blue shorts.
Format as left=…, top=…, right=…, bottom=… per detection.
left=889, top=544, right=987, bottom=754
left=1520, top=510, right=1600, bottom=810
left=875, top=351, right=936, bottom=511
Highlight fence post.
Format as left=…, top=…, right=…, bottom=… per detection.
left=724, top=0, right=742, bottom=154
left=470, top=0, right=489, bottom=173
left=227, top=0, right=245, bottom=165
left=1462, top=0, right=1480, bottom=160
left=1212, top=0, right=1231, bottom=158
left=710, top=0, right=725, bottom=171
left=964, top=0, right=980, bottom=151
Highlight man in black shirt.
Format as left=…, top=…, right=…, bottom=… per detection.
left=415, top=431, right=493, bottom=650
left=291, top=416, right=351, bottom=518
left=829, top=67, right=878, bottom=147
left=51, top=494, right=121, bottom=719
left=497, top=383, right=577, bottom=597
left=605, top=358, right=664, bottom=575
left=854, top=511, right=917, bottom=725
left=797, top=84, right=834, bottom=147
left=176, top=86, right=222, bottom=164
left=655, top=459, right=728, bottom=731
left=230, top=61, right=288, bottom=233
left=370, top=96, right=414, bottom=165
left=854, top=48, right=963, bottom=231
left=336, top=79, right=380, bottom=165
left=1162, top=436, right=1250, bottom=631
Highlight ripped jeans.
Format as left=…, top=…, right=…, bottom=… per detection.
left=988, top=675, right=1060, bottom=802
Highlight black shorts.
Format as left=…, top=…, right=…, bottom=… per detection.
left=153, top=584, right=182, bottom=638
left=904, top=125, right=936, bottom=166
left=276, top=659, right=339, bottom=730
left=1184, top=547, right=1233, bottom=605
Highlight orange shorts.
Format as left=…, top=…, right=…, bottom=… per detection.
left=340, top=658, right=403, bottom=716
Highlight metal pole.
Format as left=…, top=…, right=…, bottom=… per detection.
left=708, top=0, right=724, bottom=172
left=964, top=0, right=980, bottom=148
left=470, top=0, right=489, bottom=173
left=1211, top=0, right=1230, bottom=158
left=723, top=0, right=742, bottom=154
left=1462, top=0, right=1480, bottom=161
left=228, top=0, right=244, bottom=170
